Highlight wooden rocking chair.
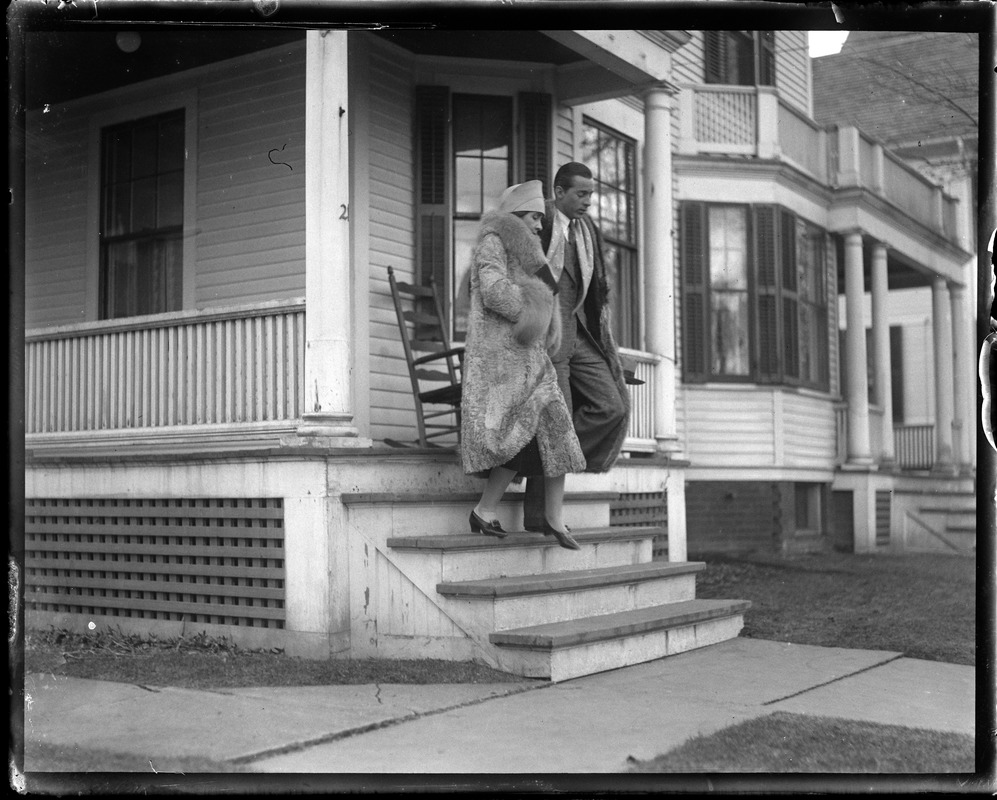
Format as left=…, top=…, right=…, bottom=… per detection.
left=386, top=266, right=464, bottom=448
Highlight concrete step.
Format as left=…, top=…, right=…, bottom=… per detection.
left=344, top=490, right=619, bottom=538
left=387, top=526, right=660, bottom=582
left=437, top=561, right=704, bottom=631
left=489, top=598, right=751, bottom=682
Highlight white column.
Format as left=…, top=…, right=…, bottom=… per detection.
left=643, top=84, right=681, bottom=453
left=298, top=31, right=364, bottom=444
left=870, top=241, right=895, bottom=464
left=932, top=278, right=956, bottom=471
left=844, top=231, right=874, bottom=465
left=951, top=283, right=973, bottom=472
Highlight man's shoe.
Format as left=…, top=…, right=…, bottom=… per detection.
left=542, top=518, right=581, bottom=550
left=469, top=509, right=508, bottom=538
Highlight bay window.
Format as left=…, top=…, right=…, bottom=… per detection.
left=681, top=202, right=831, bottom=389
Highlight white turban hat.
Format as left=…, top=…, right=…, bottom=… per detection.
left=498, top=180, right=546, bottom=214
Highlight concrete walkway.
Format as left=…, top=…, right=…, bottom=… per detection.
left=21, top=638, right=976, bottom=774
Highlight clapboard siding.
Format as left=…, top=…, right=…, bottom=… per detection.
left=781, top=393, right=837, bottom=465
left=365, top=38, right=419, bottom=444
left=774, top=31, right=810, bottom=115
left=555, top=103, right=574, bottom=165
left=194, top=47, right=306, bottom=307
left=24, top=107, right=91, bottom=329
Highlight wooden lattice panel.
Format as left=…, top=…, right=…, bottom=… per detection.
left=610, top=492, right=667, bottom=559
left=25, top=498, right=285, bottom=628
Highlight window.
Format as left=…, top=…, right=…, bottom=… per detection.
left=704, top=31, right=776, bottom=87
left=452, top=94, right=513, bottom=339
left=100, top=110, right=184, bottom=319
left=794, top=483, right=824, bottom=534
left=581, top=120, right=640, bottom=349
left=414, top=87, right=551, bottom=341
left=681, top=202, right=830, bottom=389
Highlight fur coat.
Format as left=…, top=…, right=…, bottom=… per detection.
left=460, top=211, right=586, bottom=477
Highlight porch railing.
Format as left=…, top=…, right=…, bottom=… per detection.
left=619, top=347, right=658, bottom=453
left=25, top=300, right=305, bottom=433
left=835, top=404, right=936, bottom=470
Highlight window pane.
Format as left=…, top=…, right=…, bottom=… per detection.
left=481, top=158, right=508, bottom=212
left=158, top=116, right=185, bottom=172
left=105, top=183, right=131, bottom=237
left=455, top=157, right=482, bottom=214
left=708, top=206, right=747, bottom=290
left=452, top=219, right=480, bottom=341
left=453, top=100, right=482, bottom=157
left=132, top=177, right=158, bottom=231
left=710, top=291, right=750, bottom=375
left=158, top=172, right=183, bottom=228
left=131, top=122, right=159, bottom=178
left=104, top=129, right=132, bottom=184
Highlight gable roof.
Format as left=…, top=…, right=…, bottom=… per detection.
left=811, top=30, right=978, bottom=149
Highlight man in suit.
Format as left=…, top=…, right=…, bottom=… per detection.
left=524, top=162, right=631, bottom=547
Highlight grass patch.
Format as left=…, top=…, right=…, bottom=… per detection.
left=23, top=627, right=528, bottom=689
left=627, top=711, right=975, bottom=773
left=694, top=551, right=975, bottom=665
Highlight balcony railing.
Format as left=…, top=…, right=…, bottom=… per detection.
left=677, top=85, right=960, bottom=246
left=25, top=300, right=305, bottom=434
left=834, top=404, right=936, bottom=470
left=619, top=347, right=659, bottom=453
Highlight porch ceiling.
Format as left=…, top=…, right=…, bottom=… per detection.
left=834, top=241, right=937, bottom=293
left=21, top=28, right=304, bottom=109
left=371, top=29, right=584, bottom=66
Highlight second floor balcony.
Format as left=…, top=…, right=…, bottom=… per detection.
left=676, top=84, right=962, bottom=247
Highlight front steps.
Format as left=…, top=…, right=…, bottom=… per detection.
left=345, top=489, right=749, bottom=681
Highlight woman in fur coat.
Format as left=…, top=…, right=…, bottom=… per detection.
left=462, top=180, right=586, bottom=550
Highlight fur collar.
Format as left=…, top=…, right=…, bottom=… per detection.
left=478, top=211, right=548, bottom=276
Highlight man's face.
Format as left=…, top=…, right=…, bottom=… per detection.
left=554, top=175, right=594, bottom=219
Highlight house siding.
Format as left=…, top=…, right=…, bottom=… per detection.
left=364, top=38, right=420, bottom=444
left=194, top=45, right=307, bottom=307
left=24, top=43, right=308, bottom=330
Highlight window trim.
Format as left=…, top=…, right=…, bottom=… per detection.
left=86, top=89, right=198, bottom=321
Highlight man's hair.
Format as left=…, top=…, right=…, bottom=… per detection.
left=553, top=162, right=592, bottom=191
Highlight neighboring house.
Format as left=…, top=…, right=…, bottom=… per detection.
left=17, top=26, right=973, bottom=674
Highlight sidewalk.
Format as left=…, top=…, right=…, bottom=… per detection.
left=21, top=638, right=975, bottom=774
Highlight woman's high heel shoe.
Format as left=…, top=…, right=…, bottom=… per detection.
left=469, top=509, right=507, bottom=538
left=542, top=518, right=580, bottom=550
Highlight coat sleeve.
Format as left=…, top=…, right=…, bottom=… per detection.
left=474, top=233, right=525, bottom=322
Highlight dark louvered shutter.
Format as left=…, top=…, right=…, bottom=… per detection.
left=753, top=205, right=780, bottom=382
left=415, top=86, right=451, bottom=294
left=780, top=209, right=800, bottom=382
left=681, top=202, right=708, bottom=381
left=518, top=92, right=552, bottom=198
left=704, top=31, right=726, bottom=84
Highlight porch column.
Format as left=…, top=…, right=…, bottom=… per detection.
left=298, top=30, right=364, bottom=444
left=931, top=278, right=956, bottom=472
left=643, top=83, right=681, bottom=453
left=869, top=241, right=895, bottom=465
left=951, top=283, right=973, bottom=472
left=844, top=231, right=874, bottom=466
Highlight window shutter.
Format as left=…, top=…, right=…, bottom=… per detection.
left=753, top=205, right=780, bottom=382
left=780, top=209, right=800, bottom=382
left=415, top=86, right=451, bottom=293
left=518, top=92, right=552, bottom=198
left=704, top=31, right=726, bottom=84
left=758, top=31, right=776, bottom=87
left=681, top=202, right=708, bottom=381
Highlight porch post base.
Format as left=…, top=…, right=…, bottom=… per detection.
left=930, top=462, right=959, bottom=477
left=653, top=435, right=684, bottom=457
left=292, top=415, right=372, bottom=448
left=841, top=458, right=877, bottom=471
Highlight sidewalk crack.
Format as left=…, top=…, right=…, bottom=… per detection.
left=761, top=654, right=904, bottom=706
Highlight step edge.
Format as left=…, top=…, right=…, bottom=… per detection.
left=437, top=562, right=705, bottom=597
left=489, top=599, right=752, bottom=649
left=343, top=490, right=621, bottom=506
left=387, top=527, right=664, bottom=551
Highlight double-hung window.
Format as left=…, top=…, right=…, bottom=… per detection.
left=581, top=119, right=640, bottom=349
left=99, top=109, right=185, bottom=319
left=681, top=202, right=830, bottom=390
left=414, top=86, right=551, bottom=341
left=704, top=30, right=776, bottom=86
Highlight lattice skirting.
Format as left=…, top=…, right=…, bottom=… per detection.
left=610, top=491, right=668, bottom=559
left=25, top=498, right=286, bottom=629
